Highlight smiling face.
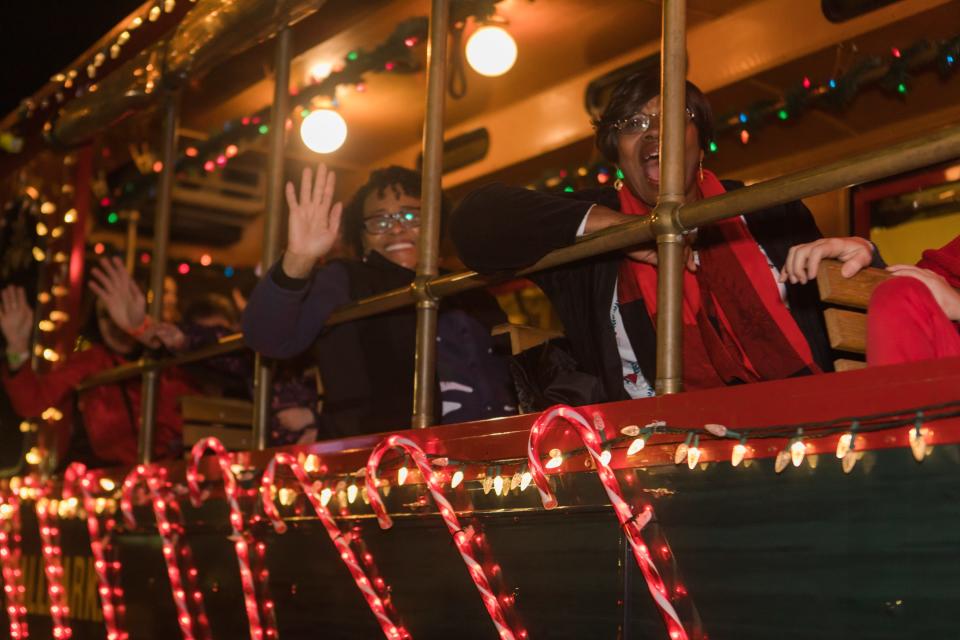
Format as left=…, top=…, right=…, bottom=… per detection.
left=615, top=96, right=704, bottom=207
left=360, top=186, right=421, bottom=269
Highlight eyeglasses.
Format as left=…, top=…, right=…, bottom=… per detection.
left=613, top=108, right=695, bottom=136
left=362, top=210, right=421, bottom=234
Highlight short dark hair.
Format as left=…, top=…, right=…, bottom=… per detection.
left=592, top=73, right=714, bottom=164
left=183, top=293, right=238, bottom=327
left=342, top=166, right=423, bottom=256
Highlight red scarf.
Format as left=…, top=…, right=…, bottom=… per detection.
left=616, top=170, right=819, bottom=389
left=918, top=235, right=960, bottom=288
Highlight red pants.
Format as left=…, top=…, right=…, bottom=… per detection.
left=867, top=277, right=960, bottom=366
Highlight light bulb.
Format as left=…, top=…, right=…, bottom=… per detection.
left=545, top=449, right=563, bottom=469
left=908, top=426, right=927, bottom=462
left=465, top=25, right=517, bottom=77
left=774, top=449, right=791, bottom=474
left=450, top=470, right=464, bottom=489
left=790, top=439, right=806, bottom=467
left=99, top=478, right=116, bottom=492
left=482, top=476, right=494, bottom=494
left=731, top=443, right=747, bottom=467
left=347, top=484, right=358, bottom=504
left=319, top=487, right=333, bottom=507
left=686, top=445, right=701, bottom=470
left=627, top=436, right=647, bottom=456
left=300, top=109, right=347, bottom=154
left=520, top=471, right=532, bottom=491
left=836, top=433, right=853, bottom=459
left=599, top=449, right=612, bottom=466
left=510, top=472, right=521, bottom=491
left=493, top=475, right=504, bottom=496
left=841, top=451, right=858, bottom=474
left=397, top=465, right=408, bottom=486
left=674, top=443, right=688, bottom=465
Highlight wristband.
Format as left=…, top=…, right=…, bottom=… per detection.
left=5, top=350, right=29, bottom=370
left=128, top=316, right=153, bottom=338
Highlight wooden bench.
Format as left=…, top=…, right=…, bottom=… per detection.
left=180, top=395, right=253, bottom=450
left=815, top=259, right=891, bottom=371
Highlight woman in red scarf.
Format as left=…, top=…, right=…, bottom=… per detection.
left=452, top=74, right=865, bottom=400
left=783, top=235, right=960, bottom=365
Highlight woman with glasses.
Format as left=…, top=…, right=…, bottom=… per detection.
left=451, top=73, right=882, bottom=400
left=243, top=165, right=515, bottom=438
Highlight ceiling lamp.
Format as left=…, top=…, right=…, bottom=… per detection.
left=465, top=25, right=517, bottom=77
left=300, top=109, right=347, bottom=154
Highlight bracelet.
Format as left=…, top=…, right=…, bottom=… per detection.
left=5, top=350, right=29, bottom=370
left=128, top=316, right=153, bottom=338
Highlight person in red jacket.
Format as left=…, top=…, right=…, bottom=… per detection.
left=782, top=235, right=960, bottom=365
left=0, top=257, right=194, bottom=468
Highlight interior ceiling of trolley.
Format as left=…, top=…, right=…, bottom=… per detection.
left=81, top=0, right=960, bottom=265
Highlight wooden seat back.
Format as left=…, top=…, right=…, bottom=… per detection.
left=815, top=259, right=891, bottom=371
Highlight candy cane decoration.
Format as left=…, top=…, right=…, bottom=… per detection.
left=261, top=452, right=409, bottom=639
left=187, top=438, right=277, bottom=640
left=0, top=487, right=28, bottom=639
left=366, top=435, right=527, bottom=640
left=528, top=405, right=687, bottom=640
left=63, top=464, right=128, bottom=640
left=27, top=476, right=72, bottom=639
left=122, top=465, right=211, bottom=640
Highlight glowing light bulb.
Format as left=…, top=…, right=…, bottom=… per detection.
left=278, top=488, right=296, bottom=507
left=493, top=475, right=504, bottom=496
left=346, top=484, right=358, bottom=504
left=790, top=439, right=806, bottom=467
left=308, top=61, right=333, bottom=81
left=510, top=472, right=521, bottom=491
left=731, top=443, right=747, bottom=467
left=25, top=448, right=42, bottom=465
left=38, top=320, right=55, bottom=332
left=520, top=471, right=532, bottom=491
left=774, top=449, right=791, bottom=474
left=545, top=449, right=563, bottom=469
left=836, top=433, right=853, bottom=459
left=99, top=478, right=116, bottom=492
left=36, top=222, right=48, bottom=236
left=908, top=426, right=927, bottom=462
left=42, top=349, right=60, bottom=362
left=450, top=470, right=464, bottom=489
left=482, top=476, right=494, bottom=495
left=599, top=449, right=612, bottom=466
left=63, top=208, right=77, bottom=223
left=397, top=465, right=408, bottom=486
left=841, top=452, right=858, bottom=474
left=319, top=487, right=333, bottom=507
left=627, top=436, right=647, bottom=456
left=674, top=442, right=688, bottom=465
left=300, top=109, right=347, bottom=154
left=465, top=25, right=517, bottom=77
left=686, top=443, right=701, bottom=470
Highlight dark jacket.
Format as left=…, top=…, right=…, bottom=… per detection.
left=242, top=251, right=515, bottom=437
left=451, top=181, right=848, bottom=402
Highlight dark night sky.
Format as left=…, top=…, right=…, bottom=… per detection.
left=1, top=1, right=144, bottom=117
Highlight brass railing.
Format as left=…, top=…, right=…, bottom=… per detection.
left=66, top=0, right=960, bottom=467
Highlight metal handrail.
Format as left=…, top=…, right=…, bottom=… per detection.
left=74, top=121, right=960, bottom=392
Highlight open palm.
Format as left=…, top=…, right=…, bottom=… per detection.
left=0, top=286, right=34, bottom=353
left=282, top=164, right=343, bottom=278
left=88, top=256, right=147, bottom=332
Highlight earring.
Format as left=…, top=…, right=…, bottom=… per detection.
left=613, top=168, right=624, bottom=191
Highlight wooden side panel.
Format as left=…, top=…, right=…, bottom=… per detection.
left=824, top=308, right=867, bottom=353
left=816, top=259, right=891, bottom=309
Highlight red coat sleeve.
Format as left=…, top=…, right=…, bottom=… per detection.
left=1, top=348, right=109, bottom=418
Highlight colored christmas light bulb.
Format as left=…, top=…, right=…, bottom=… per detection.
left=774, top=449, right=791, bottom=474
left=836, top=433, right=853, bottom=459
left=493, top=475, right=504, bottom=496
left=686, top=440, right=701, bottom=470
left=347, top=484, right=359, bottom=504
left=450, top=470, right=464, bottom=489
left=397, top=465, right=408, bottom=487
left=545, top=449, right=563, bottom=469
left=627, top=436, right=647, bottom=456
left=319, top=487, right=333, bottom=507
left=790, top=439, right=806, bottom=467
left=520, top=472, right=532, bottom=491
left=599, top=449, right=612, bottom=466
left=841, top=452, right=858, bottom=474
left=731, top=442, right=747, bottom=467
left=674, top=433, right=693, bottom=465
left=908, top=423, right=927, bottom=462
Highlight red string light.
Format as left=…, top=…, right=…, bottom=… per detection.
left=187, top=438, right=277, bottom=640
left=366, top=435, right=527, bottom=640
left=63, top=464, right=128, bottom=640
left=28, top=476, right=72, bottom=639
left=121, top=466, right=211, bottom=640
left=0, top=489, right=28, bottom=639
left=261, top=453, right=409, bottom=639
left=527, top=406, right=689, bottom=640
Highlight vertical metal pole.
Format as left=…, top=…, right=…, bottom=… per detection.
left=411, top=0, right=449, bottom=429
left=653, top=0, right=687, bottom=395
left=252, top=26, right=292, bottom=450
left=139, top=91, right=179, bottom=464
left=124, top=210, right=140, bottom=275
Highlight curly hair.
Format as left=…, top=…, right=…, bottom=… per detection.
left=592, top=73, right=715, bottom=164
left=342, top=166, right=422, bottom=256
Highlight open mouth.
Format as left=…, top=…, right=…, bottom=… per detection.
left=642, top=150, right=660, bottom=183
left=385, top=241, right=415, bottom=252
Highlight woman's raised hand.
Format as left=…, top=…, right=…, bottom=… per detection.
left=0, top=286, right=33, bottom=355
left=89, top=256, right=147, bottom=333
left=281, top=164, right=343, bottom=279
left=780, top=237, right=874, bottom=285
